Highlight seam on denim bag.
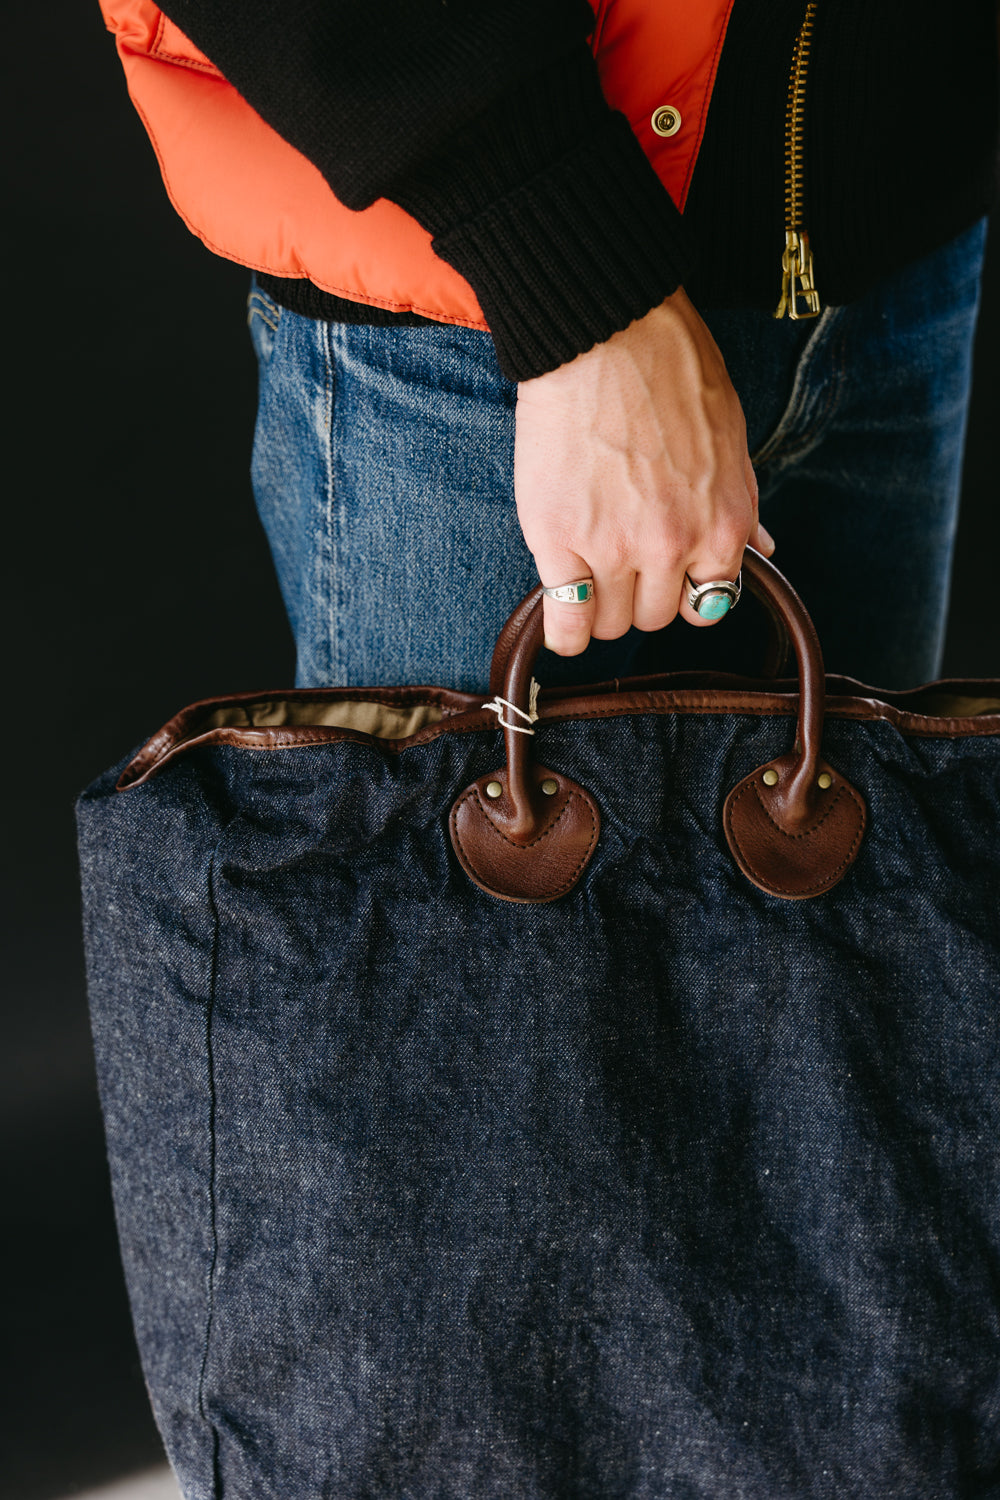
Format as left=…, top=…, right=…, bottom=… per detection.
left=195, top=837, right=224, bottom=1497
left=323, top=323, right=340, bottom=683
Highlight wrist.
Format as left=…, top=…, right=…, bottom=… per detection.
left=393, top=51, right=693, bottom=382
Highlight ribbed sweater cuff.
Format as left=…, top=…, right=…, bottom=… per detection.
left=392, top=52, right=692, bottom=381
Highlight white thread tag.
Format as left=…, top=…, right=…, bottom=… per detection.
left=482, top=677, right=540, bottom=734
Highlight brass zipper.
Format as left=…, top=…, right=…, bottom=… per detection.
left=775, top=0, right=821, bottom=319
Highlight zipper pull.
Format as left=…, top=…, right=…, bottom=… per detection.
left=775, top=229, right=821, bottom=320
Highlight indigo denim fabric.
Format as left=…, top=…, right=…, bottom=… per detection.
left=78, top=702, right=1000, bottom=1498
left=247, top=221, right=986, bottom=694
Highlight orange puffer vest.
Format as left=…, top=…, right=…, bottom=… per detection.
left=101, top=0, right=734, bottom=330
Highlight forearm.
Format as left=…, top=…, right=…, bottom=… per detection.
left=158, top=1, right=756, bottom=648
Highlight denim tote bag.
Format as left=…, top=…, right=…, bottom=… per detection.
left=78, top=551, right=1000, bottom=1500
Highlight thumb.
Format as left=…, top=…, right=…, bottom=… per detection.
left=744, top=453, right=774, bottom=556
left=750, top=517, right=776, bottom=557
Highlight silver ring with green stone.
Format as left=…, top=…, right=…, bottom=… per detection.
left=684, top=571, right=742, bottom=622
left=541, top=578, right=595, bottom=605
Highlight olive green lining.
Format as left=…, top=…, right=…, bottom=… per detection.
left=203, top=699, right=447, bottom=738
left=199, top=690, right=1000, bottom=740
left=889, top=691, right=1000, bottom=718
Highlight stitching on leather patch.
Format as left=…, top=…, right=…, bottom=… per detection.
left=451, top=788, right=598, bottom=898
left=465, top=787, right=594, bottom=854
left=745, top=776, right=855, bottom=842
left=724, top=778, right=865, bottom=896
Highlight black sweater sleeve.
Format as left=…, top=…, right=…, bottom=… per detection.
left=157, top=0, right=692, bottom=380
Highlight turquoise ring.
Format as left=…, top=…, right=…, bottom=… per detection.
left=684, top=571, right=742, bottom=622
left=542, top=578, right=595, bottom=605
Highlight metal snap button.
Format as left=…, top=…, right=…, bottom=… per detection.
left=651, top=105, right=681, bottom=138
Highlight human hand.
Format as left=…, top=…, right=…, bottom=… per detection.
left=513, top=287, right=775, bottom=655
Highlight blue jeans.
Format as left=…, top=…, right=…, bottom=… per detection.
left=248, top=221, right=986, bottom=693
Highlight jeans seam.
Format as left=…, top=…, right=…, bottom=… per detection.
left=751, top=305, right=843, bottom=469
left=247, top=305, right=279, bottom=335
left=776, top=316, right=845, bottom=468
left=247, top=287, right=282, bottom=329
left=196, top=836, right=224, bottom=1498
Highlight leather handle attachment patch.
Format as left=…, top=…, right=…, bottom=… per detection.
left=450, top=765, right=600, bottom=904
left=723, top=753, right=866, bottom=898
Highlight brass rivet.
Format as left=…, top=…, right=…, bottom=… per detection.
left=651, top=105, right=682, bottom=138
left=485, top=780, right=503, bottom=799
left=541, top=778, right=558, bottom=796
left=817, top=772, right=833, bottom=790
left=762, top=769, right=779, bottom=787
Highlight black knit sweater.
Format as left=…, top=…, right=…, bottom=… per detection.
left=160, top=0, right=998, bottom=381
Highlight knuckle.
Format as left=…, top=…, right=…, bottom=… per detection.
left=706, top=513, right=753, bottom=565
left=634, top=609, right=676, bottom=634
left=659, top=517, right=698, bottom=562
left=543, top=606, right=592, bottom=657
left=645, top=535, right=690, bottom=576
left=586, top=527, right=633, bottom=576
left=545, top=636, right=589, bottom=657
left=591, top=621, right=631, bottom=642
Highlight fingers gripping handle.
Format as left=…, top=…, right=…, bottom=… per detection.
left=450, top=551, right=865, bottom=902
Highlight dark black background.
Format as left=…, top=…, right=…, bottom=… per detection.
left=2, top=5, right=997, bottom=1498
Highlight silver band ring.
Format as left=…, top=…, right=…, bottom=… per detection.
left=684, top=571, right=742, bottom=621
left=542, top=578, right=595, bottom=605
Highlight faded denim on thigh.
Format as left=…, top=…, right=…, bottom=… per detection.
left=248, top=220, right=986, bottom=692
left=250, top=290, right=530, bottom=691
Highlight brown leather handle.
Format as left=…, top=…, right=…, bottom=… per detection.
left=486, top=567, right=791, bottom=697
left=498, top=550, right=822, bottom=817
left=451, top=550, right=865, bottom=902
